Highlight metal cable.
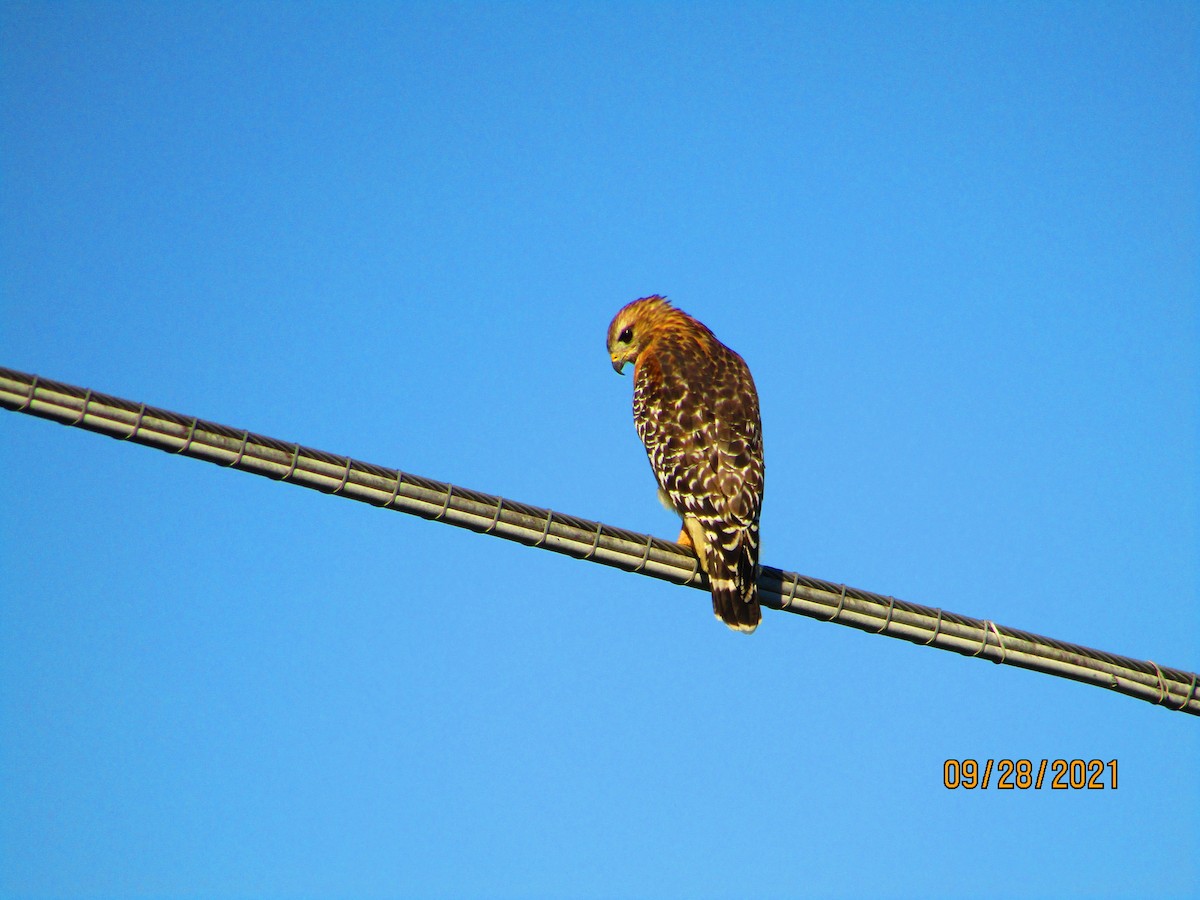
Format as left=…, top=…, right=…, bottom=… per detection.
left=2, top=365, right=1196, bottom=716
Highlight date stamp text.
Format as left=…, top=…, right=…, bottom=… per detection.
left=943, top=759, right=1118, bottom=790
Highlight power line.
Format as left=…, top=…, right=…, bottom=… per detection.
left=2, top=364, right=1196, bottom=716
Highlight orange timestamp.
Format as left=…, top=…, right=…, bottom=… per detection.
left=943, top=758, right=1118, bottom=790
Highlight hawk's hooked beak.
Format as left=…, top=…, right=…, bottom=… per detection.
left=611, top=356, right=627, bottom=375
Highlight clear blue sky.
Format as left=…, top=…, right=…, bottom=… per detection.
left=2, top=2, right=1197, bottom=897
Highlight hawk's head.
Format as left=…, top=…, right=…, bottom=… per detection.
left=606, top=294, right=676, bottom=375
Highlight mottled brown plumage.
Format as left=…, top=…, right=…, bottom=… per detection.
left=607, top=295, right=764, bottom=632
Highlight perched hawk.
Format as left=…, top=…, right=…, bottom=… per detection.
left=607, top=295, right=765, bottom=633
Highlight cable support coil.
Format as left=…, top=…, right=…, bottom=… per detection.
left=2, top=365, right=1196, bottom=717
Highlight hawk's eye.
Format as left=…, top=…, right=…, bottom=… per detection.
left=619, top=326, right=634, bottom=343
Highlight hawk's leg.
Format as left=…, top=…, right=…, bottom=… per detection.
left=678, top=516, right=710, bottom=574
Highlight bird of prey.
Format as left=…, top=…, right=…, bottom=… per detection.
left=607, top=295, right=764, bottom=633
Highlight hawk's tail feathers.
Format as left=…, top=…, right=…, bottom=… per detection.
left=710, top=577, right=761, bottom=633
left=696, top=520, right=758, bottom=633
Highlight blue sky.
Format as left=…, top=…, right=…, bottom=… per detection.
left=1, top=2, right=1197, bottom=897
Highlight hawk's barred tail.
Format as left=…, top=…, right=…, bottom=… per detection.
left=711, top=579, right=761, bottom=633
left=709, top=534, right=761, bottom=633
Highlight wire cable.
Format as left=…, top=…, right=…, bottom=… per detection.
left=2, top=365, right=1196, bottom=716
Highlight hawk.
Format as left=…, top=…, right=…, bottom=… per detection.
left=607, top=295, right=765, bottom=633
